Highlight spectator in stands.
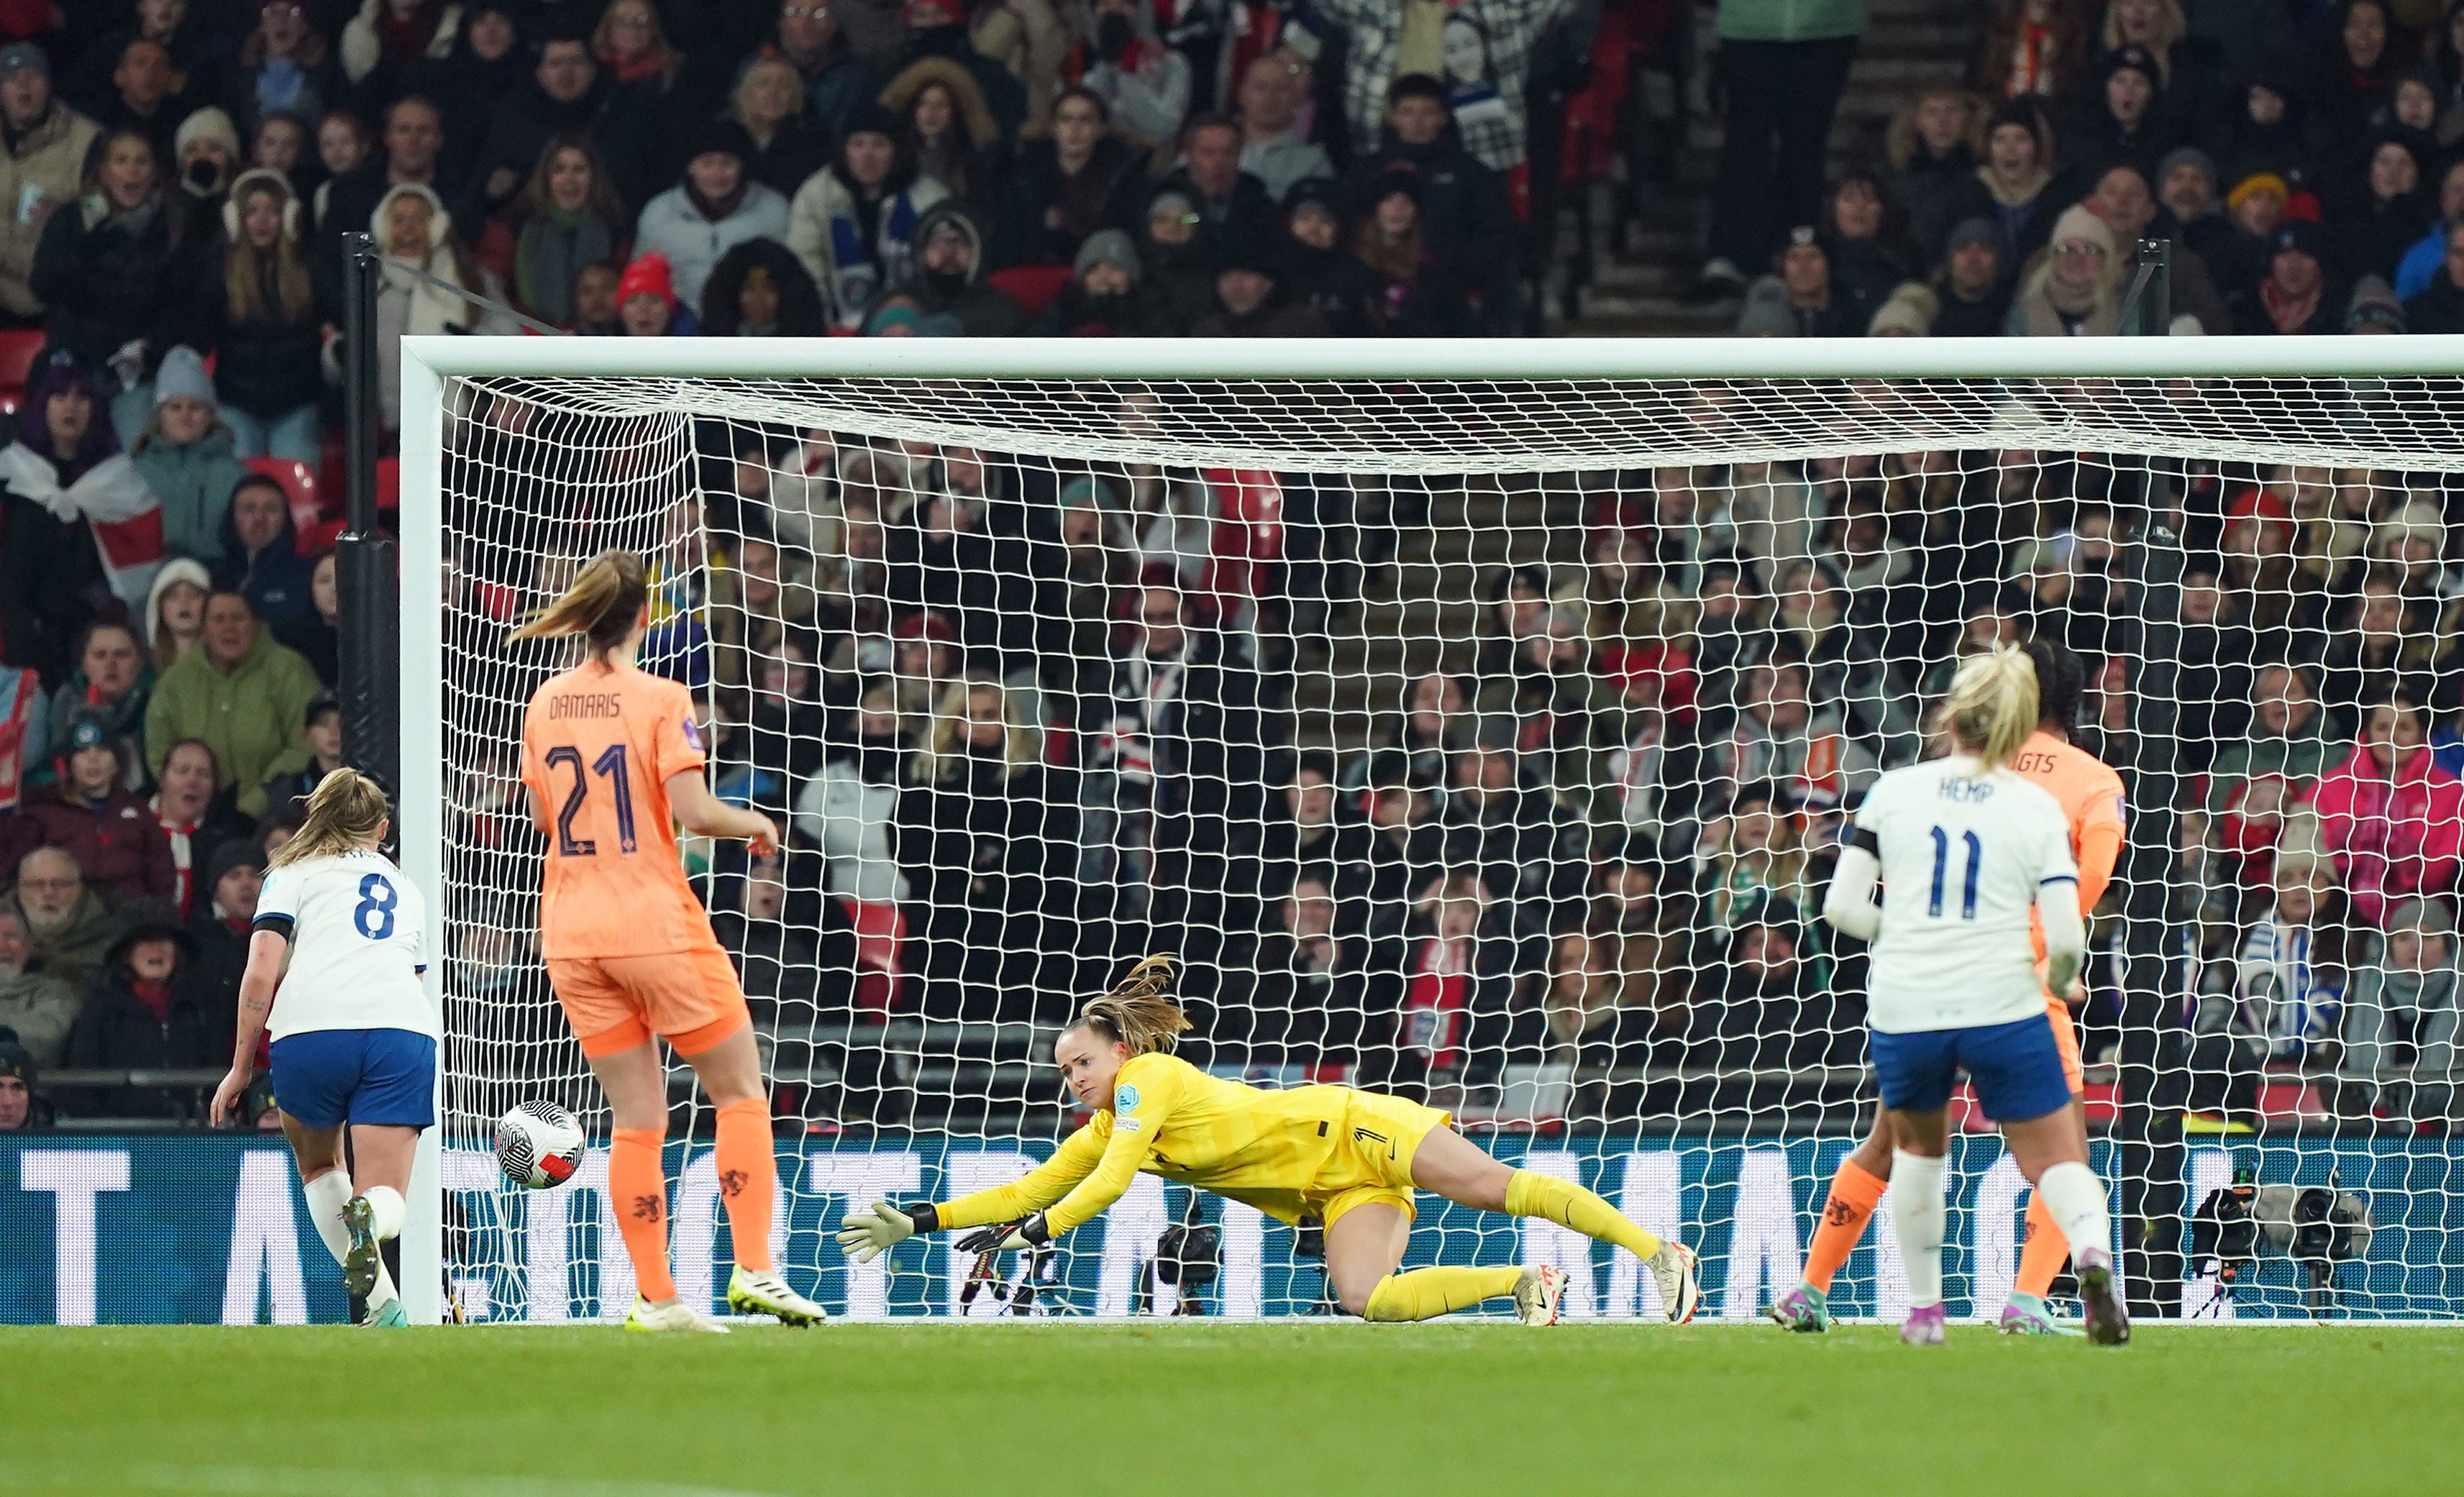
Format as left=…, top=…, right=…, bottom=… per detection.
left=273, top=550, right=337, bottom=687
left=4, top=845, right=120, bottom=991
left=1218, top=871, right=1374, bottom=1072
left=1346, top=76, right=1517, bottom=334
left=631, top=122, right=791, bottom=315
left=150, top=737, right=239, bottom=916
left=895, top=0, right=1026, bottom=135
left=890, top=200, right=1024, bottom=336
left=2318, top=576, right=2431, bottom=737
left=312, top=109, right=373, bottom=226
left=209, top=168, right=322, bottom=464
left=2336, top=893, right=2462, bottom=1125
left=727, top=56, right=829, bottom=198
left=1930, top=217, right=2012, bottom=334
left=0, top=905, right=78, bottom=1067
left=1976, top=0, right=2093, bottom=103
left=226, top=1, right=344, bottom=139
left=0, top=43, right=100, bottom=330
left=89, top=40, right=181, bottom=168
left=1710, top=653, right=1879, bottom=811
left=250, top=692, right=339, bottom=817
left=884, top=55, right=999, bottom=206
left=1156, top=116, right=1275, bottom=261
left=1078, top=0, right=1190, bottom=150
left=41, top=621, right=150, bottom=779
left=0, top=352, right=160, bottom=685
left=29, top=127, right=212, bottom=441
left=17, top=708, right=173, bottom=904
left=368, top=182, right=511, bottom=426
left=1878, top=84, right=1984, bottom=270
left=2238, top=220, right=2349, bottom=337
left=1948, top=97, right=2066, bottom=285
left=1694, top=0, right=1867, bottom=297
left=316, top=94, right=444, bottom=283
left=788, top=103, right=949, bottom=331
left=1702, top=893, right=1842, bottom=1068
left=1235, top=53, right=1331, bottom=203
left=749, top=0, right=879, bottom=142
left=590, top=0, right=687, bottom=110
left=340, top=0, right=458, bottom=108
left=702, top=238, right=829, bottom=337
left=172, top=106, right=241, bottom=221
left=482, top=132, right=628, bottom=328
left=216, top=471, right=309, bottom=628
left=1366, top=869, right=1518, bottom=1102
left=1276, top=177, right=1368, bottom=337
left=792, top=679, right=911, bottom=907
left=2334, top=134, right=2431, bottom=287
left=2311, top=0, right=2406, bottom=146
left=2063, top=44, right=2172, bottom=184
left=0, top=1038, right=40, bottom=1127
left=1131, top=183, right=1214, bottom=332
left=1031, top=227, right=1166, bottom=336
left=143, top=587, right=321, bottom=795
left=2219, top=851, right=2348, bottom=1071
left=1736, top=226, right=1867, bottom=337
left=145, top=557, right=210, bottom=673
left=131, top=346, right=245, bottom=567
left=1193, top=232, right=1325, bottom=337
left=63, top=915, right=216, bottom=1117
left=2404, top=220, right=2464, bottom=334
left=183, top=836, right=260, bottom=1024
left=2309, top=691, right=2464, bottom=930
left=2009, top=201, right=2125, bottom=335
left=2156, top=145, right=2233, bottom=270
left=988, top=84, right=1146, bottom=270
left=469, top=26, right=660, bottom=220
left=2393, top=158, right=2464, bottom=302
left=893, top=677, right=1074, bottom=1025
left=1822, top=170, right=1913, bottom=314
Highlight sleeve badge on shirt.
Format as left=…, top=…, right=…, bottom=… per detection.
left=1113, top=1084, right=1140, bottom=1114
left=682, top=715, right=703, bottom=751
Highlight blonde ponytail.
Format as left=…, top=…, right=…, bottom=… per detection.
left=271, top=767, right=391, bottom=868
left=1943, top=643, right=2040, bottom=771
left=1070, top=953, right=1190, bottom=1057
left=508, top=549, right=649, bottom=656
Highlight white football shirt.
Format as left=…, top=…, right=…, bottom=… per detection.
left=254, top=849, right=438, bottom=1040
left=1853, top=755, right=2079, bottom=1034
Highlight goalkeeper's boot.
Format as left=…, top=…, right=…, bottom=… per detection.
left=624, top=1296, right=730, bottom=1334
left=1999, top=1292, right=2085, bottom=1337
left=1513, top=1264, right=1569, bottom=1326
left=1764, top=1281, right=1830, bottom=1334
left=359, top=1298, right=408, bottom=1328
left=2075, top=1250, right=2131, bottom=1347
left=1899, top=1303, right=1948, bottom=1346
left=727, top=1266, right=829, bottom=1327
left=339, top=1194, right=383, bottom=1301
left=1648, top=1241, right=1701, bottom=1325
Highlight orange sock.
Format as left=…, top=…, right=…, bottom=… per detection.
left=2014, top=1191, right=2070, bottom=1299
left=713, top=1097, right=777, bottom=1273
left=1802, top=1157, right=1889, bottom=1294
left=608, top=1127, right=677, bottom=1303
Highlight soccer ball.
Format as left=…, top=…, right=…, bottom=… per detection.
left=495, top=1099, right=586, bottom=1189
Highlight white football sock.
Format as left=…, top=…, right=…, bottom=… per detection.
left=302, top=1170, right=352, bottom=1268
left=360, top=1184, right=406, bottom=1242
left=1891, top=1149, right=1949, bottom=1309
left=2035, top=1161, right=2112, bottom=1264
left=370, top=1256, right=399, bottom=1309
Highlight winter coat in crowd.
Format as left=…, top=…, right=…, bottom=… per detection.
left=14, top=784, right=176, bottom=907
left=209, top=168, right=327, bottom=427
left=629, top=130, right=792, bottom=313
left=0, top=963, right=80, bottom=1068
left=0, top=365, right=163, bottom=682
left=142, top=626, right=324, bottom=794
left=2307, top=734, right=2464, bottom=928
left=1, top=881, right=121, bottom=994
left=892, top=749, right=1076, bottom=1025
left=0, top=99, right=100, bottom=321
left=216, top=487, right=312, bottom=630
left=28, top=183, right=211, bottom=383
left=987, top=133, right=1149, bottom=270
left=223, top=17, right=350, bottom=137
left=2337, top=897, right=2463, bottom=1125
left=469, top=71, right=661, bottom=220
left=786, top=134, right=951, bottom=330
left=62, top=922, right=221, bottom=1118
left=131, top=421, right=248, bottom=569
left=885, top=200, right=1024, bottom=337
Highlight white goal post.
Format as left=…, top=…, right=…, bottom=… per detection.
left=397, top=334, right=2464, bottom=1327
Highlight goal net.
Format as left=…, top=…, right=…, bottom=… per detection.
left=399, top=338, right=2464, bottom=1326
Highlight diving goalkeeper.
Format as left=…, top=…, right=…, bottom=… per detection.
left=836, top=956, right=1699, bottom=1324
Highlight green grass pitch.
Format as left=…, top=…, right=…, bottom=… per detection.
left=8, top=1322, right=2460, bottom=1497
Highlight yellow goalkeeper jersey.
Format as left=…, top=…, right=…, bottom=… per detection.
left=930, top=1052, right=1446, bottom=1235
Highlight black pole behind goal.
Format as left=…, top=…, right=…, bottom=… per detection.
left=338, top=232, right=401, bottom=818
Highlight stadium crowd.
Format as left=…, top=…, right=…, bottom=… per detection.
left=4, top=0, right=2464, bottom=1135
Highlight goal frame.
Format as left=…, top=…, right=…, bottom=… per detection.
left=394, top=334, right=2464, bottom=1325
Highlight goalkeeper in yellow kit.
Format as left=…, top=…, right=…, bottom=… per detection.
left=836, top=956, right=1700, bottom=1324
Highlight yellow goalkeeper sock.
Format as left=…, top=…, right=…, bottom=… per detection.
left=1362, top=1265, right=1525, bottom=1322
left=1504, top=1169, right=1664, bottom=1261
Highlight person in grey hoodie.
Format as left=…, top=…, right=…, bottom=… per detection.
left=2337, top=895, right=2463, bottom=1125
left=127, top=345, right=245, bottom=568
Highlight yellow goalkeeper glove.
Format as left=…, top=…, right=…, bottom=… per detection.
left=836, top=1200, right=937, bottom=1263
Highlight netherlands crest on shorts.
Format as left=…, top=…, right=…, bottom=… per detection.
left=1114, top=1084, right=1140, bottom=1114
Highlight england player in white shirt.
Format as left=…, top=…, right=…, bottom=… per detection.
left=1822, top=646, right=2129, bottom=1346
left=211, top=769, right=434, bottom=1327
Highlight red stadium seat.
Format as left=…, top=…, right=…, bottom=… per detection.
left=244, top=457, right=321, bottom=536
left=0, top=328, right=45, bottom=418
left=376, top=456, right=399, bottom=512
left=986, top=265, right=1073, bottom=316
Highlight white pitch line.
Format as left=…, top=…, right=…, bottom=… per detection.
left=19, top=1466, right=788, bottom=1497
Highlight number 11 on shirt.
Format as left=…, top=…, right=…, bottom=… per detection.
left=1927, top=826, right=1982, bottom=921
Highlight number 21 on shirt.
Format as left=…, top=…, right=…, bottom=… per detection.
left=544, top=743, right=638, bottom=856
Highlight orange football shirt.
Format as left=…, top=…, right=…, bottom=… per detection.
left=2012, top=729, right=2126, bottom=969
left=519, top=659, right=722, bottom=960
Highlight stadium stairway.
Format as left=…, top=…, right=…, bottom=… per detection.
left=1553, top=0, right=1983, bottom=337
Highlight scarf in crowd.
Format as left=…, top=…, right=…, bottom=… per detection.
left=514, top=209, right=616, bottom=325
left=0, top=442, right=163, bottom=612
left=598, top=44, right=666, bottom=85
left=2262, top=275, right=2323, bottom=334
left=375, top=0, right=448, bottom=64
left=2006, top=23, right=2058, bottom=96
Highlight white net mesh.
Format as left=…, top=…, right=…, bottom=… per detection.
left=424, top=369, right=2464, bottom=1324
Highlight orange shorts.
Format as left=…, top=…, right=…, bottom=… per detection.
left=548, top=948, right=749, bottom=1059
left=2045, top=995, right=2084, bottom=1097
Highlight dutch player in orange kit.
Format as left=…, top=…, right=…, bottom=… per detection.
left=1771, top=638, right=2123, bottom=1335
left=514, top=549, right=826, bottom=1332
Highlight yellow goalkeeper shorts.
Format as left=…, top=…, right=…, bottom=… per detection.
left=1301, top=1089, right=1453, bottom=1229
